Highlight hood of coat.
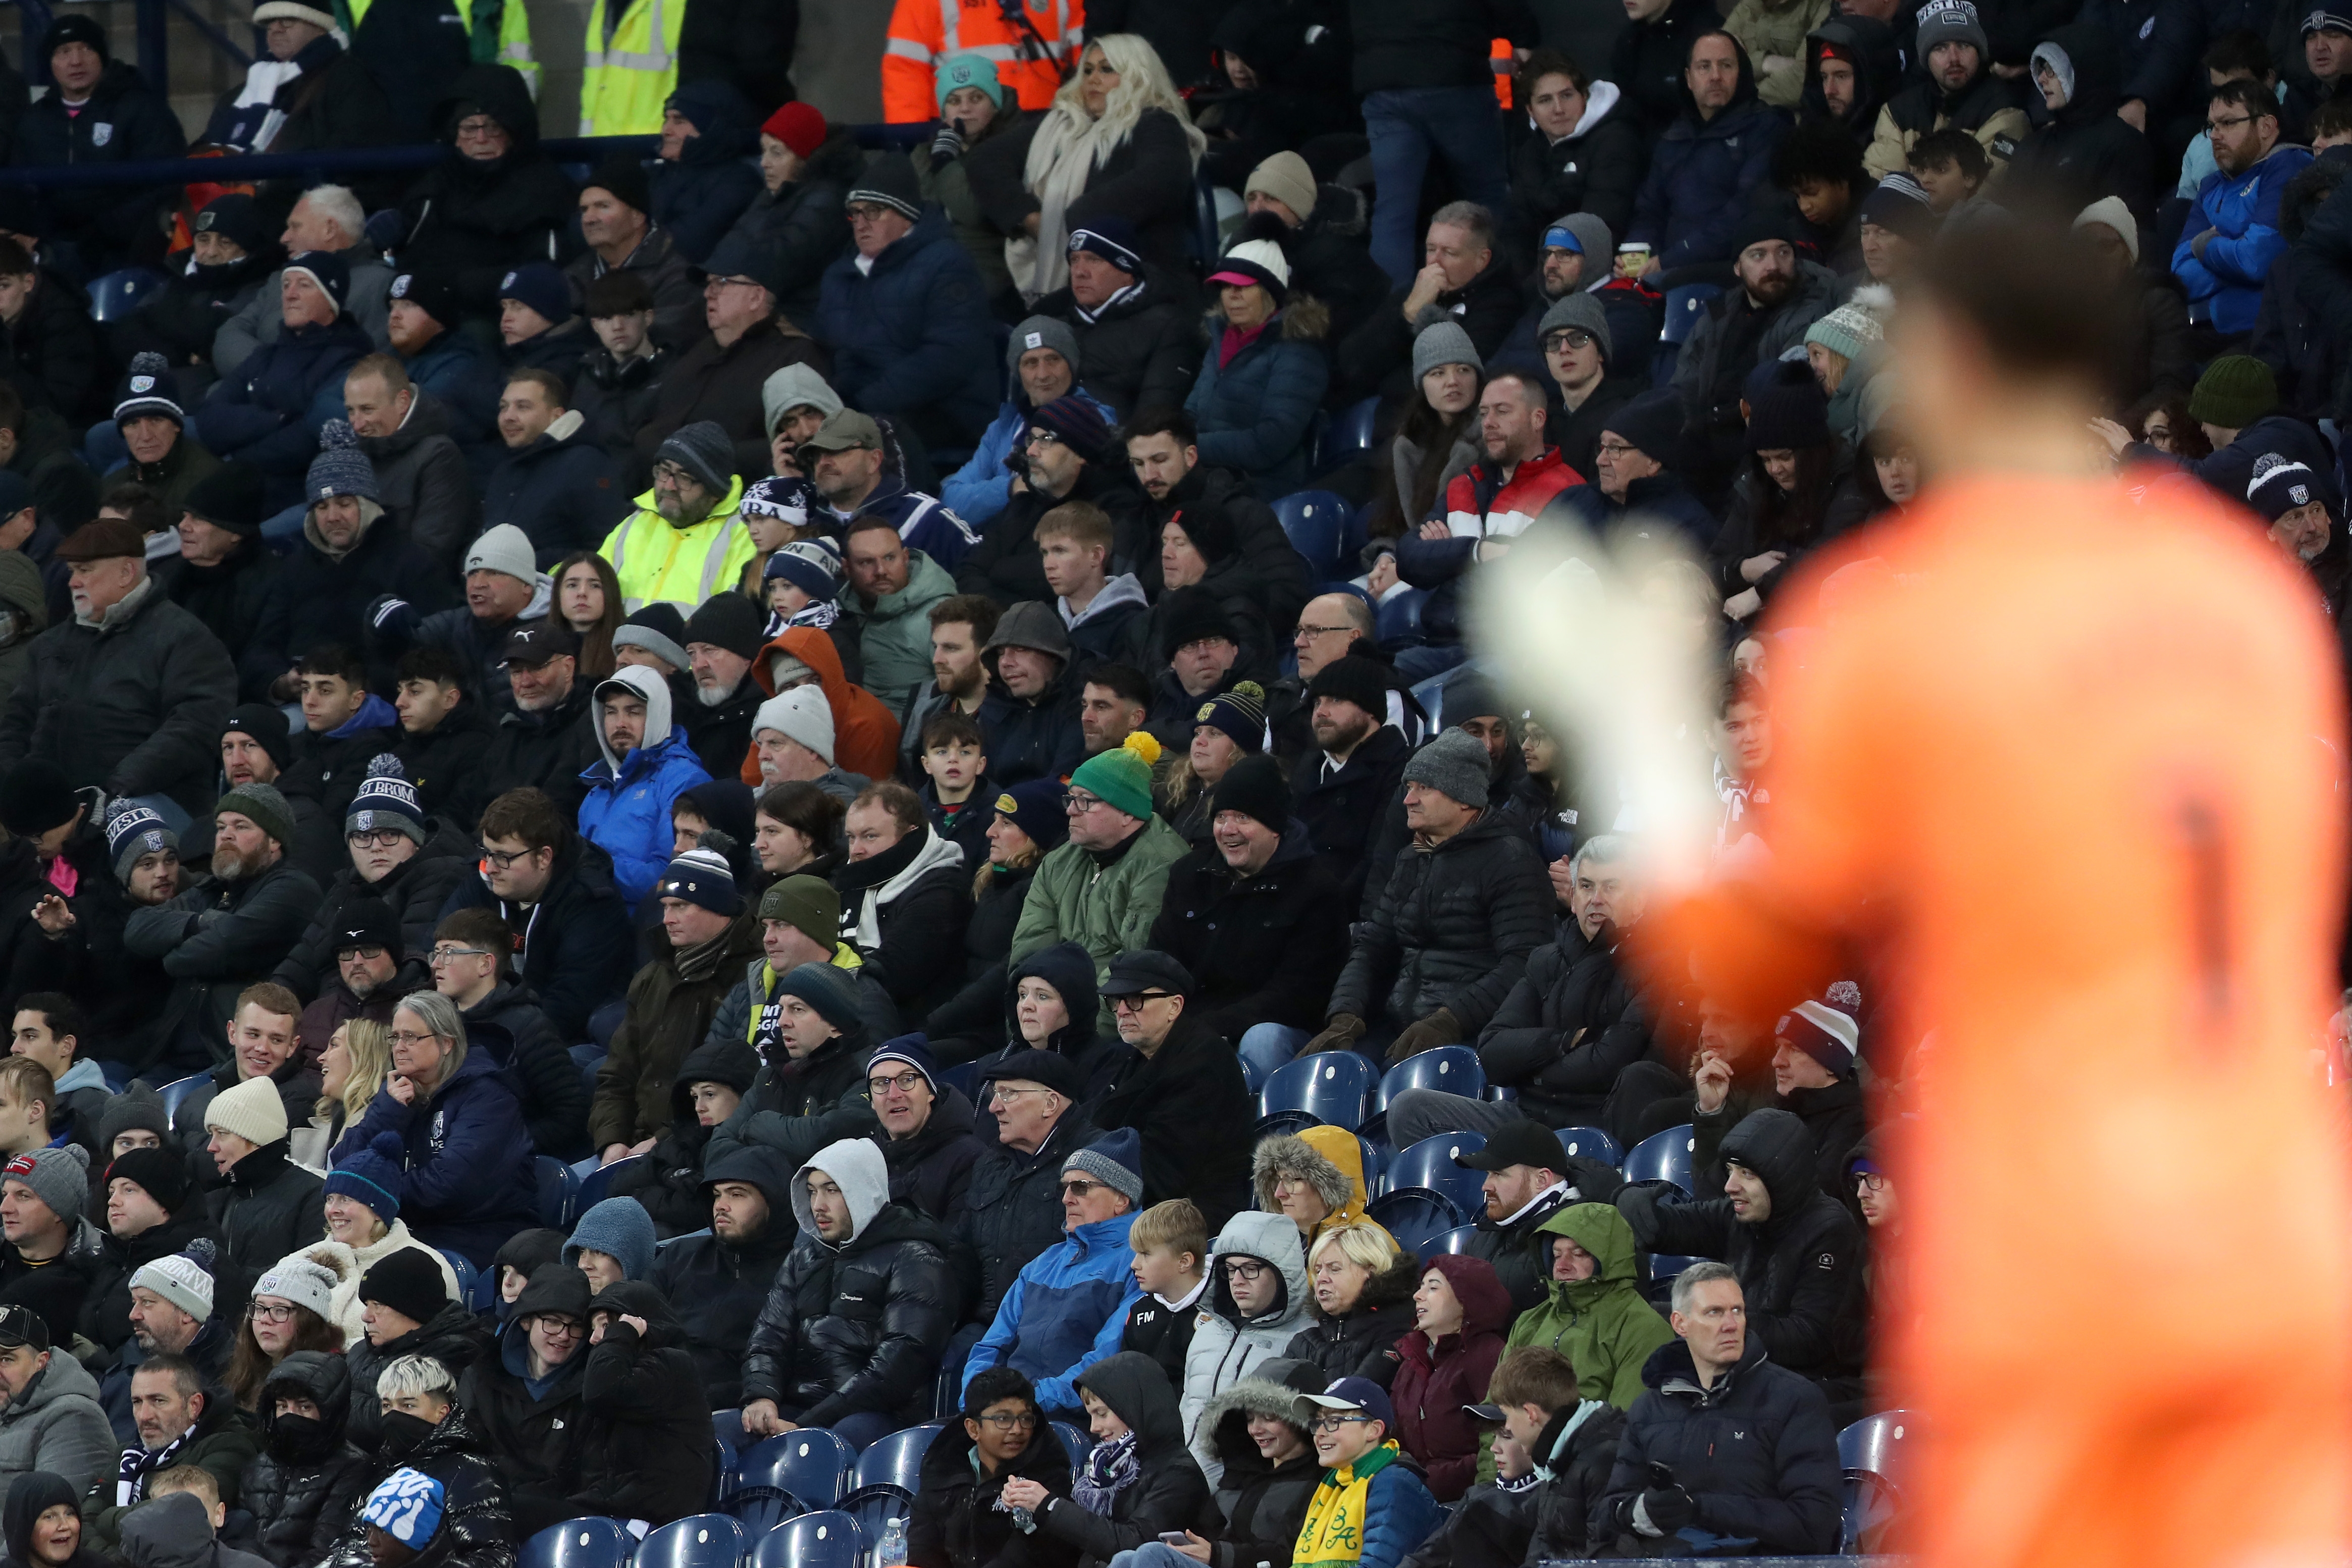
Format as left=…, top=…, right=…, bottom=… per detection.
left=1718, top=1107, right=1819, bottom=1226
left=699, top=1142, right=799, bottom=1242
left=1801, top=14, right=1897, bottom=132
left=3, top=1471, right=77, bottom=1567
left=259, top=1348, right=353, bottom=1444
left=1205, top=1355, right=1324, bottom=1469
left=1002, top=940, right=1101, bottom=1053
left=790, top=1135, right=892, bottom=1245
left=753, top=625, right=853, bottom=719
left=1251, top=1126, right=1367, bottom=1228
left=588, top=1278, right=687, bottom=1347
left=1669, top=31, right=1762, bottom=132
left=1, top=1340, right=100, bottom=1429
left=1564, top=78, right=1624, bottom=139
left=1408, top=1252, right=1513, bottom=1348
left=1307, top=1245, right=1420, bottom=1326
left=1074, top=1348, right=1187, bottom=1457
left=591, top=663, right=674, bottom=773
left=1205, top=1210, right=1311, bottom=1331
left=668, top=1032, right=762, bottom=1126
left=434, top=62, right=541, bottom=156
left=118, top=1492, right=216, bottom=1568
left=1535, top=1201, right=1644, bottom=1309
left=2028, top=22, right=2120, bottom=124
left=668, top=77, right=759, bottom=164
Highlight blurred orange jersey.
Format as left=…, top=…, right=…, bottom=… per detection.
left=1658, top=472, right=2352, bottom=1568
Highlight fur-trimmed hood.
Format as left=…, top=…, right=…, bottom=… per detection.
left=1206, top=293, right=1330, bottom=342
left=1203, top=1356, right=1325, bottom=1427
left=1252, top=1126, right=1370, bottom=1232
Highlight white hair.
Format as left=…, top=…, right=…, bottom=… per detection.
left=296, top=185, right=365, bottom=246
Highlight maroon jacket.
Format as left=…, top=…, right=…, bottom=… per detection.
left=1388, top=1252, right=1512, bottom=1500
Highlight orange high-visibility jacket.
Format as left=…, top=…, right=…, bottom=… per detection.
left=1646, top=471, right=2352, bottom=1568
left=882, top=0, right=1082, bottom=123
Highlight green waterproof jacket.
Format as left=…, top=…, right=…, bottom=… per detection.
left=847, top=547, right=957, bottom=712
left=1009, top=813, right=1189, bottom=1028
left=1478, top=1203, right=1675, bottom=1484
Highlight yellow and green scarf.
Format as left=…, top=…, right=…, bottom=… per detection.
left=1294, top=1441, right=1402, bottom=1568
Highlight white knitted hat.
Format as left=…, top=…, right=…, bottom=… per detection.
left=753, top=687, right=834, bottom=766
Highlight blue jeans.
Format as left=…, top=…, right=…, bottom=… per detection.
left=1364, top=86, right=1510, bottom=283
left=1238, top=1023, right=1311, bottom=1088
left=1109, top=1545, right=1199, bottom=1568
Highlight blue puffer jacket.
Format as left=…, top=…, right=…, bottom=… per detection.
left=962, top=1209, right=1141, bottom=1416
left=813, top=205, right=1001, bottom=441
left=343, top=1036, right=541, bottom=1267
left=2175, top=142, right=2315, bottom=333
left=200, top=314, right=376, bottom=502
left=942, top=388, right=1117, bottom=529
left=575, top=666, right=713, bottom=911
left=402, top=331, right=502, bottom=451
left=650, top=79, right=764, bottom=266
left=1626, top=42, right=1789, bottom=272
left=1184, top=302, right=1331, bottom=500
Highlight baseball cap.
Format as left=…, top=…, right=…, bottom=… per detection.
left=500, top=620, right=581, bottom=669
left=1294, top=1376, right=1395, bottom=1432
left=0, top=1302, right=49, bottom=1351
left=1454, top=1119, right=1567, bottom=1174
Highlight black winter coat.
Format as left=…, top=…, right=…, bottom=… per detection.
left=1692, top=1074, right=1865, bottom=1206
left=459, top=1317, right=590, bottom=1537
left=1329, top=811, right=1554, bottom=1033
left=1273, top=188, right=1393, bottom=356
left=956, top=462, right=1151, bottom=609
left=646, top=1145, right=796, bottom=1407
left=951, top=1105, right=1092, bottom=1324
left=635, top=314, right=826, bottom=484
left=573, top=1280, right=715, bottom=1527
left=564, top=235, right=702, bottom=356
left=976, top=667, right=1085, bottom=791
left=1340, top=257, right=1527, bottom=406
left=1524, top=1398, right=1623, bottom=1561
left=1035, top=1352, right=1219, bottom=1568
left=722, top=130, right=863, bottom=328
left=907, top=1413, right=1079, bottom=1568
left=2005, top=22, right=2154, bottom=217
left=79, top=1210, right=226, bottom=1353
left=650, top=81, right=764, bottom=267
left=393, top=699, right=495, bottom=827
left=440, top=833, right=635, bottom=1042
left=1621, top=1109, right=1864, bottom=1381
left=1291, top=724, right=1412, bottom=910
left=155, top=538, right=281, bottom=703
left=1597, top=1338, right=1842, bottom=1555
left=0, top=268, right=100, bottom=421
left=1610, top=0, right=1719, bottom=141
left=970, top=109, right=1203, bottom=288
left=920, top=863, right=1033, bottom=1058
left=1504, top=92, right=1647, bottom=268
left=704, top=1011, right=886, bottom=1173
left=272, top=824, right=474, bottom=1001
left=397, top=67, right=578, bottom=316
left=239, top=1350, right=375, bottom=1568
left=481, top=414, right=623, bottom=567
left=253, top=513, right=457, bottom=686
left=123, top=857, right=323, bottom=1070
left=320, top=1400, right=510, bottom=1568
left=1034, top=269, right=1204, bottom=421
left=206, top=1139, right=326, bottom=1275
left=1349, top=0, right=1533, bottom=89
left=1132, top=464, right=1311, bottom=632
left=1200, top=1393, right=1322, bottom=1568
left=344, top=1297, right=493, bottom=1456
left=355, top=392, right=479, bottom=573
left=462, top=981, right=593, bottom=1159
left=1146, top=827, right=1349, bottom=1036
left=1476, top=924, right=1652, bottom=1126
left=279, top=710, right=402, bottom=887
left=200, top=316, right=376, bottom=503
left=1280, top=1250, right=1418, bottom=1389
left=879, top=1086, right=988, bottom=1225
left=1092, top=1011, right=1253, bottom=1233
left=463, top=681, right=600, bottom=818
left=741, top=1200, right=957, bottom=1426
left=0, top=581, right=234, bottom=820
left=11, top=63, right=187, bottom=264
left=833, top=831, right=971, bottom=1017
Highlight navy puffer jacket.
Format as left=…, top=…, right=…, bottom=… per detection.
left=813, top=204, right=1001, bottom=439
left=650, top=79, right=765, bottom=265
left=343, top=1040, right=541, bottom=1267
left=1183, top=300, right=1331, bottom=499
left=199, top=316, right=375, bottom=501
left=1625, top=37, right=1790, bottom=270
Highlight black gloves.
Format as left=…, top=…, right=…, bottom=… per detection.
left=1641, top=1483, right=1696, bottom=1534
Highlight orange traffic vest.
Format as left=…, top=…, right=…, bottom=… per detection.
left=882, top=0, right=1083, bottom=123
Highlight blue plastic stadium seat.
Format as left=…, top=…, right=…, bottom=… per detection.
left=750, top=1511, right=861, bottom=1568
left=853, top=1424, right=941, bottom=1494
left=639, top=1514, right=747, bottom=1568
left=1554, top=1126, right=1622, bottom=1168
left=518, top=1518, right=636, bottom=1568
left=1053, top=1422, right=1090, bottom=1469
left=1373, top=1047, right=1485, bottom=1118
left=587, top=998, right=625, bottom=1052
left=155, top=1072, right=208, bottom=1122
left=1640, top=1252, right=1703, bottom=1311
left=1256, top=1052, right=1376, bottom=1135
left=1375, top=588, right=1427, bottom=649
left=1271, top=490, right=1354, bottom=582
left=1312, top=396, right=1379, bottom=477
left=1622, top=1125, right=1697, bottom=1194
left=937, top=1061, right=980, bottom=1100
left=573, top=1153, right=647, bottom=1219
left=535, top=1156, right=578, bottom=1230
left=440, top=1249, right=488, bottom=1313
left=1367, top=1188, right=1459, bottom=1255
left=1382, top=1132, right=1490, bottom=1219
left=1426, top=1224, right=1480, bottom=1255
left=85, top=267, right=167, bottom=323
left=741, top=1428, right=854, bottom=1510
left=1838, top=1410, right=1915, bottom=1552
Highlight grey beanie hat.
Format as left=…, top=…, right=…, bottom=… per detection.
left=1546, top=211, right=1615, bottom=269
left=1403, top=727, right=1493, bottom=808
left=1538, top=292, right=1615, bottom=365
left=304, top=420, right=378, bottom=504
left=1008, top=316, right=1081, bottom=380
left=655, top=421, right=736, bottom=495
left=1914, top=0, right=1991, bottom=57
left=215, top=780, right=296, bottom=850
left=1, top=1145, right=88, bottom=1225
left=1411, top=321, right=1482, bottom=385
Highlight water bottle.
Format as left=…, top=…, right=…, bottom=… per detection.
left=878, top=1515, right=907, bottom=1567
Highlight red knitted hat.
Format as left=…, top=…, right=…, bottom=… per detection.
left=762, top=100, right=826, bottom=159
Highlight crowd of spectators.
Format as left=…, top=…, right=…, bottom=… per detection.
left=0, top=0, right=2330, bottom=1556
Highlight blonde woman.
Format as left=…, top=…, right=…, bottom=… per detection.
left=317, top=1019, right=393, bottom=1166
left=1285, top=1219, right=1419, bottom=1384
left=984, top=35, right=1206, bottom=300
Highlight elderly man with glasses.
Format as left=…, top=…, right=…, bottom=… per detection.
left=635, top=233, right=828, bottom=486
left=962, top=1126, right=1148, bottom=1423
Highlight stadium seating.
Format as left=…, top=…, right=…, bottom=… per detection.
left=1622, top=1125, right=1698, bottom=1193
left=518, top=1518, right=636, bottom=1568
left=637, top=1514, right=747, bottom=1568
left=1838, top=1410, right=1916, bottom=1553
left=574, top=1153, right=649, bottom=1218
left=742, top=1428, right=856, bottom=1510
left=1371, top=1047, right=1486, bottom=1127
left=1367, top=1188, right=1460, bottom=1255
left=852, top=1424, right=942, bottom=1494
left=1312, top=397, right=1380, bottom=478
left=1052, top=1422, right=1091, bottom=1468
left=1426, top=1224, right=1481, bottom=1255
left=1257, top=1052, right=1376, bottom=1135
left=155, top=1072, right=208, bottom=1121
left=537, top=1156, right=578, bottom=1230
left=1272, top=490, right=1360, bottom=581
left=85, top=268, right=168, bottom=323
left=751, top=1512, right=863, bottom=1568
left=1382, top=1132, right=1490, bottom=1217
left=1555, top=1126, right=1622, bottom=1167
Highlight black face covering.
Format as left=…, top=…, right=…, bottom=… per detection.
left=268, top=1412, right=327, bottom=1461
left=379, top=1411, right=437, bottom=1460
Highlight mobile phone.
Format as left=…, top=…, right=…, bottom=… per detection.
left=1160, top=1534, right=1191, bottom=1546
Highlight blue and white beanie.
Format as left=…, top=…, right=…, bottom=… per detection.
left=346, top=754, right=427, bottom=845
left=361, top=1469, right=447, bottom=1549
left=104, top=797, right=177, bottom=884
left=305, top=420, right=379, bottom=505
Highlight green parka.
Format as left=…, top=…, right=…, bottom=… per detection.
left=1008, top=813, right=1189, bottom=1030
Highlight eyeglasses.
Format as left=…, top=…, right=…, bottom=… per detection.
left=1308, top=1414, right=1371, bottom=1434
left=1595, top=440, right=1637, bottom=457
left=868, top=1070, right=927, bottom=1096
left=703, top=275, right=763, bottom=294
left=1109, top=992, right=1173, bottom=1012
left=652, top=461, right=700, bottom=488
left=429, top=945, right=491, bottom=966
left=346, top=830, right=408, bottom=849
left=388, top=1030, right=440, bottom=1049
left=975, top=1410, right=1039, bottom=1429
left=1221, top=1259, right=1270, bottom=1282
left=249, top=1302, right=297, bottom=1323
left=1855, top=1173, right=1888, bottom=1192
left=532, top=1317, right=586, bottom=1340
left=1542, top=329, right=1596, bottom=353
left=477, top=844, right=537, bottom=869
left=1025, top=430, right=1064, bottom=447
left=2210, top=113, right=2254, bottom=131
left=454, top=116, right=503, bottom=138
left=338, top=946, right=387, bottom=963
left=1059, top=1179, right=1108, bottom=1198
left=1062, top=791, right=1107, bottom=814
left=991, top=1085, right=1052, bottom=1103
left=1293, top=623, right=1354, bottom=641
